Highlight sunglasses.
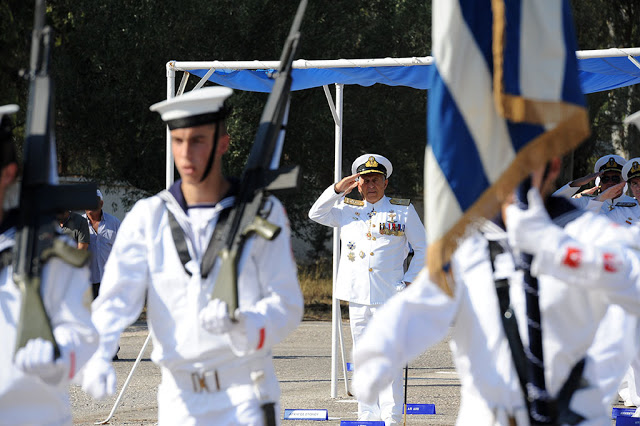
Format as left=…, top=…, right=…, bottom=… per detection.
left=600, top=175, right=621, bottom=184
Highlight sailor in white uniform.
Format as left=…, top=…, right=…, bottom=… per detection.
left=598, top=158, right=640, bottom=409
left=554, top=154, right=636, bottom=214
left=352, top=158, right=639, bottom=425
left=0, top=104, right=98, bottom=425
left=556, top=155, right=640, bottom=410
left=308, top=154, right=426, bottom=425
left=80, top=87, right=303, bottom=425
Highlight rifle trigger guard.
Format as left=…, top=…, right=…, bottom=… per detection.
left=244, top=216, right=281, bottom=241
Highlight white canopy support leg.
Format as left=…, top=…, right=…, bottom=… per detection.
left=194, top=68, right=215, bottom=90
left=165, top=62, right=176, bottom=189
left=176, top=71, right=190, bottom=96
left=323, top=84, right=351, bottom=397
left=329, top=83, right=344, bottom=398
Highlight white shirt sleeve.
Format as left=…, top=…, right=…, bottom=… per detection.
left=403, top=203, right=427, bottom=283
left=43, top=255, right=98, bottom=381
left=308, top=185, right=345, bottom=228
left=241, top=197, right=303, bottom=354
left=530, top=213, right=640, bottom=313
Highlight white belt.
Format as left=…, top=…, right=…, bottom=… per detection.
left=163, top=361, right=266, bottom=394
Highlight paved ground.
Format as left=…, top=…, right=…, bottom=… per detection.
left=70, top=320, right=629, bottom=425
left=70, top=320, right=461, bottom=425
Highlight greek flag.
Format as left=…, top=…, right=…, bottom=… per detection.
left=426, top=0, right=590, bottom=294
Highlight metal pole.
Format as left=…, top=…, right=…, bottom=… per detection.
left=95, top=334, right=152, bottom=425
left=331, top=83, right=344, bottom=398
left=165, top=62, right=176, bottom=189
left=403, top=364, right=409, bottom=426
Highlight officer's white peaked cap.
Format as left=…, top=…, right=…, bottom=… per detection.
left=150, top=86, right=233, bottom=129
left=0, top=104, right=19, bottom=122
left=622, top=157, right=640, bottom=181
left=351, top=154, right=393, bottom=179
left=593, top=154, right=625, bottom=174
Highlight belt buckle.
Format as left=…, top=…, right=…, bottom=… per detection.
left=191, top=370, right=220, bottom=393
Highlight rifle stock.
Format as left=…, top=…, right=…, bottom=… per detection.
left=210, top=0, right=307, bottom=318
left=13, top=0, right=97, bottom=357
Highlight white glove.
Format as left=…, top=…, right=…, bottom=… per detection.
left=395, top=281, right=407, bottom=293
left=200, top=299, right=263, bottom=356
left=352, top=358, right=394, bottom=405
left=199, top=298, right=234, bottom=334
left=81, top=356, right=116, bottom=400
left=14, top=338, right=69, bottom=385
left=505, top=188, right=562, bottom=255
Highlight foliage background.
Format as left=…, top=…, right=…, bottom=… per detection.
left=0, top=0, right=638, bottom=261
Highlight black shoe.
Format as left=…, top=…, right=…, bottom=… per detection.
left=112, top=346, right=120, bottom=361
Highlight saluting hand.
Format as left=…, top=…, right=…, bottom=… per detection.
left=595, top=181, right=625, bottom=202
left=334, top=173, right=360, bottom=194
left=569, top=171, right=601, bottom=188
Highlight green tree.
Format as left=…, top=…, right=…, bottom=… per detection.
left=571, top=0, right=640, bottom=179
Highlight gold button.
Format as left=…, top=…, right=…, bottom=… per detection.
left=372, top=237, right=376, bottom=241
left=368, top=268, right=373, bottom=272
left=370, top=252, right=374, bottom=256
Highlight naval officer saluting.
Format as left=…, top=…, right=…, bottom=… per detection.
left=308, top=153, right=426, bottom=425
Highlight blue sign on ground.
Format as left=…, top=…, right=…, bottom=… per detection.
left=617, top=416, right=640, bottom=426
left=403, top=403, right=436, bottom=414
left=340, top=422, right=385, bottom=426
left=346, top=362, right=354, bottom=371
left=613, top=407, right=637, bottom=419
left=284, top=409, right=328, bottom=420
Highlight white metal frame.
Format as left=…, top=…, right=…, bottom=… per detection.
left=163, top=47, right=640, bottom=399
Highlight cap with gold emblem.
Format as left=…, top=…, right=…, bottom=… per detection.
left=594, top=154, right=625, bottom=174
left=351, top=154, right=393, bottom=178
left=622, top=157, right=640, bottom=181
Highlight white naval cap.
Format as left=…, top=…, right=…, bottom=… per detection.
left=623, top=158, right=640, bottom=181
left=625, top=110, right=640, bottom=131
left=0, top=104, right=19, bottom=123
left=593, top=154, right=625, bottom=174
left=149, top=86, right=233, bottom=130
left=351, top=154, right=393, bottom=179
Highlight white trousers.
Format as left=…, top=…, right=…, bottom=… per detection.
left=349, top=302, right=404, bottom=425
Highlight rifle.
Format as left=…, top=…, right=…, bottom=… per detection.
left=210, top=0, right=307, bottom=317
left=13, top=0, right=97, bottom=357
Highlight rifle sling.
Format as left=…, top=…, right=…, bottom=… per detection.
left=166, top=207, right=231, bottom=279
left=486, top=238, right=586, bottom=425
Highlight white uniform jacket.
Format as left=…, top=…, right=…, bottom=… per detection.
left=308, top=185, right=426, bottom=305
left=554, top=183, right=637, bottom=216
left=354, top=212, right=632, bottom=426
left=91, top=183, right=303, bottom=409
left=0, top=226, right=97, bottom=426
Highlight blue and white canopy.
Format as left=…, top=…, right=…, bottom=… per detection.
left=171, top=48, right=640, bottom=94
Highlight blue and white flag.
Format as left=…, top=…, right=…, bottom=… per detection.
left=426, top=0, right=590, bottom=294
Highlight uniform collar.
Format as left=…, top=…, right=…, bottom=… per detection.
left=167, top=178, right=240, bottom=213
left=364, top=195, right=387, bottom=209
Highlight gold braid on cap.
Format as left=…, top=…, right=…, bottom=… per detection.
left=629, top=161, right=640, bottom=179
left=600, top=157, right=623, bottom=172
left=365, top=156, right=379, bottom=168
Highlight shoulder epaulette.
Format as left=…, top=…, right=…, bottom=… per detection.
left=616, top=202, right=638, bottom=208
left=344, top=198, right=364, bottom=206
left=389, top=198, right=410, bottom=206
left=575, top=193, right=596, bottom=198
